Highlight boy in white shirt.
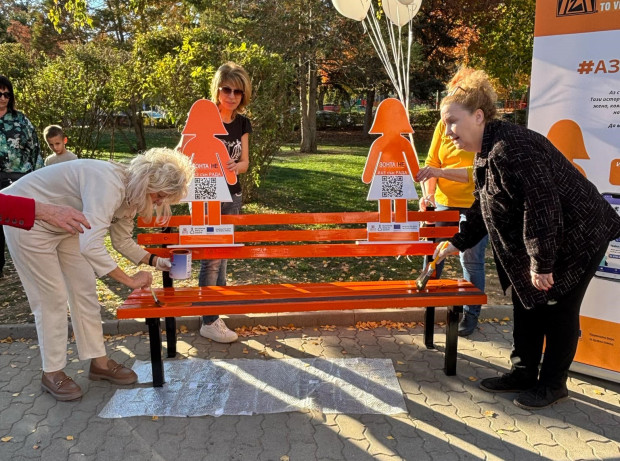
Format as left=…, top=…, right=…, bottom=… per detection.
left=43, top=125, right=78, bottom=166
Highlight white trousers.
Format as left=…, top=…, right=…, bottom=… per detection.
left=4, top=224, right=106, bottom=372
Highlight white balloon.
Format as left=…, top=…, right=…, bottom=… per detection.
left=332, top=0, right=371, bottom=22
left=383, top=0, right=422, bottom=27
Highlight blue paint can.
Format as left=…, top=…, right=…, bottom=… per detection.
left=170, top=249, right=192, bottom=279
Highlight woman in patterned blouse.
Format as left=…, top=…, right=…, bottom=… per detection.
left=0, top=75, right=43, bottom=278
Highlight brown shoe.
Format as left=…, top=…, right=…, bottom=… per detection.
left=89, top=359, right=137, bottom=385
left=41, top=371, right=82, bottom=401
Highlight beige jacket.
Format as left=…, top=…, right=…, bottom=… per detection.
left=3, top=159, right=149, bottom=276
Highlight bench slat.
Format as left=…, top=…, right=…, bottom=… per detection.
left=118, top=279, right=487, bottom=319
left=147, top=242, right=444, bottom=259
left=137, top=210, right=460, bottom=228
left=137, top=226, right=459, bottom=246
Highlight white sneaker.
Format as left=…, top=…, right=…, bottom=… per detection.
left=199, top=318, right=238, bottom=343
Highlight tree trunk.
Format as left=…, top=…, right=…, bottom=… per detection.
left=318, top=86, right=325, bottom=111
left=128, top=99, right=146, bottom=152
left=363, top=88, right=376, bottom=136
left=300, top=58, right=317, bottom=153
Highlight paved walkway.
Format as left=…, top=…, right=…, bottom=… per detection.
left=1, top=314, right=619, bottom=460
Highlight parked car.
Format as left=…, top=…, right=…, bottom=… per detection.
left=140, top=110, right=169, bottom=127
left=322, top=104, right=341, bottom=112
left=316, top=110, right=352, bottom=130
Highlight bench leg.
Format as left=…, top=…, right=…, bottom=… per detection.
left=161, top=239, right=177, bottom=359
left=424, top=307, right=435, bottom=349
left=444, top=305, right=463, bottom=376
left=165, top=317, right=177, bottom=358
left=146, top=318, right=165, bottom=387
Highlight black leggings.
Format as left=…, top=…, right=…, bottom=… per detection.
left=510, top=242, right=608, bottom=388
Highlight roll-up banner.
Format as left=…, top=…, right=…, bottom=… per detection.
left=529, top=1, right=620, bottom=382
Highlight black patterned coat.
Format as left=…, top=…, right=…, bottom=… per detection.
left=451, top=120, right=620, bottom=308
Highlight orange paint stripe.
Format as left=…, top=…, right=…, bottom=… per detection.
left=179, top=235, right=234, bottom=245
left=367, top=232, right=419, bottom=242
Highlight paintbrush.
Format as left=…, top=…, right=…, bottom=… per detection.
left=416, top=241, right=450, bottom=290
left=150, top=286, right=164, bottom=307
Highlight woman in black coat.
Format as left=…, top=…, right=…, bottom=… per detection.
left=435, top=70, right=620, bottom=409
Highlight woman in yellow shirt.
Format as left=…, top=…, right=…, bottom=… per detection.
left=417, top=119, right=488, bottom=336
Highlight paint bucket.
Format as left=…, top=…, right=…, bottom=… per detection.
left=170, top=249, right=192, bottom=279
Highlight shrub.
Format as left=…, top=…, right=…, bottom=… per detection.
left=410, top=108, right=441, bottom=130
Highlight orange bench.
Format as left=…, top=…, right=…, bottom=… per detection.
left=118, top=210, right=487, bottom=386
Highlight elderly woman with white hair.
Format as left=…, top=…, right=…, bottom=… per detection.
left=2, top=148, right=194, bottom=401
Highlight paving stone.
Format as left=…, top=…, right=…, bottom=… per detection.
left=1, top=317, right=620, bottom=460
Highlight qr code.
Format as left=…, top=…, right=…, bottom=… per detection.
left=195, top=177, right=217, bottom=200
left=381, top=175, right=403, bottom=197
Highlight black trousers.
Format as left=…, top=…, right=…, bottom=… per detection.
left=510, top=242, right=608, bottom=388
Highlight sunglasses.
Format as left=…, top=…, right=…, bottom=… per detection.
left=0, top=92, right=12, bottom=99
left=219, top=86, right=244, bottom=97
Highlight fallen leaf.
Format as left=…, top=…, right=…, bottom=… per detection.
left=12, top=393, right=19, bottom=397
left=468, top=376, right=478, bottom=382
left=484, top=410, right=498, bottom=418
left=1, top=436, right=13, bottom=442
left=386, top=435, right=395, bottom=440
left=395, top=372, right=402, bottom=378
left=152, top=416, right=159, bottom=421
left=66, top=435, right=74, bottom=441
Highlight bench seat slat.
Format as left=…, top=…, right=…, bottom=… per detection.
left=118, top=280, right=487, bottom=318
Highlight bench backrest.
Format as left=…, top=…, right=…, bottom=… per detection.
left=137, top=210, right=459, bottom=260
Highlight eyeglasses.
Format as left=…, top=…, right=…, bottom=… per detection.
left=219, top=86, right=244, bottom=97
left=0, top=92, right=11, bottom=99
left=447, top=86, right=465, bottom=97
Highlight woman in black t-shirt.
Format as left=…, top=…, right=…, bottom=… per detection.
left=197, top=62, right=252, bottom=343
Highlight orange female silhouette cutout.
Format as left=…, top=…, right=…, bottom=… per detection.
left=180, top=99, right=237, bottom=226
left=547, top=119, right=589, bottom=177
left=362, top=98, right=419, bottom=223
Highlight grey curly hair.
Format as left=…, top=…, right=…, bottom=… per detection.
left=124, top=147, right=195, bottom=223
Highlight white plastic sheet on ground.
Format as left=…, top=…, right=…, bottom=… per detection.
left=98, top=358, right=406, bottom=418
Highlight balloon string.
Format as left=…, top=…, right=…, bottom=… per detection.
left=385, top=13, right=403, bottom=101
left=363, top=5, right=399, bottom=94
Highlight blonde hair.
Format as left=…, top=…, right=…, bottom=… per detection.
left=125, top=147, right=195, bottom=224
left=210, top=62, right=252, bottom=116
left=441, top=69, right=497, bottom=121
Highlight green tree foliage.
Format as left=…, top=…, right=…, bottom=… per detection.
left=468, top=0, right=535, bottom=98
left=17, top=43, right=122, bottom=157
left=137, top=26, right=294, bottom=199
